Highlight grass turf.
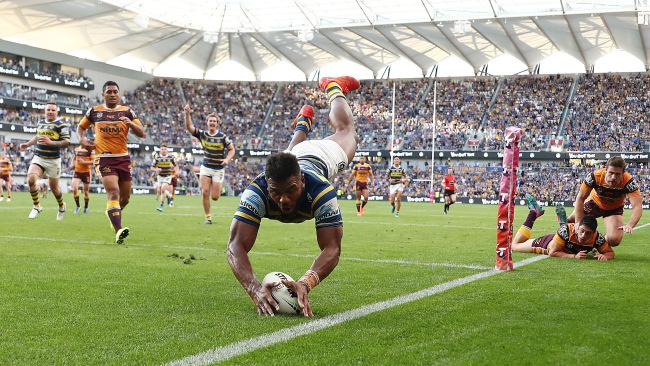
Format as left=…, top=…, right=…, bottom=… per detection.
left=0, top=192, right=648, bottom=365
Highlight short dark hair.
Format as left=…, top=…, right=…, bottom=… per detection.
left=606, top=156, right=626, bottom=171
left=103, top=80, right=120, bottom=92
left=265, top=152, right=301, bottom=182
left=579, top=215, right=598, bottom=231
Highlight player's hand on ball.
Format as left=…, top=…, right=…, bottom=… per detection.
left=574, top=250, right=587, bottom=260
left=251, top=282, right=279, bottom=316
left=282, top=279, right=313, bottom=317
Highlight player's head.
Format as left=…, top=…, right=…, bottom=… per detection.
left=160, top=144, right=169, bottom=155
left=359, top=156, right=367, bottom=164
left=206, top=113, right=221, bottom=130
left=265, top=152, right=304, bottom=214
left=0, top=151, right=5, bottom=158
left=102, top=81, right=120, bottom=107
left=45, top=102, right=58, bottom=121
left=576, top=216, right=598, bottom=243
left=447, top=167, right=453, bottom=175
left=604, top=156, right=626, bottom=186
left=393, top=156, right=400, bottom=166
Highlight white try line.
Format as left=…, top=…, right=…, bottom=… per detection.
left=0, top=235, right=488, bottom=270
left=163, top=255, right=548, bottom=366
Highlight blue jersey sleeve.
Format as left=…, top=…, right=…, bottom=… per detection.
left=192, top=128, right=202, bottom=140
left=233, top=182, right=267, bottom=227
left=311, top=184, right=342, bottom=228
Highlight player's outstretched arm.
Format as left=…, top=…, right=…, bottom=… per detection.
left=283, top=226, right=342, bottom=317
left=76, top=124, right=95, bottom=151
left=227, top=219, right=279, bottom=316
left=573, top=188, right=591, bottom=225
left=19, top=136, right=38, bottom=150
left=183, top=104, right=197, bottom=135
left=620, top=195, right=643, bottom=233
left=223, top=143, right=235, bottom=165
left=596, top=246, right=615, bottom=261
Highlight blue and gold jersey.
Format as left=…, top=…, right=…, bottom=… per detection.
left=34, top=119, right=70, bottom=159
left=234, top=161, right=342, bottom=229
left=192, top=129, right=233, bottom=170
left=153, top=154, right=176, bottom=177
left=388, top=166, right=406, bottom=185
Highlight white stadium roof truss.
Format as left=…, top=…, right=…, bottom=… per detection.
left=1, top=0, right=649, bottom=80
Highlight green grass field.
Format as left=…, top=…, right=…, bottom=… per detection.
left=1, top=192, right=649, bottom=365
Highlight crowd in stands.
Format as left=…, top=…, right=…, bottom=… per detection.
left=0, top=81, right=90, bottom=108
left=564, top=73, right=649, bottom=152
left=0, top=58, right=93, bottom=84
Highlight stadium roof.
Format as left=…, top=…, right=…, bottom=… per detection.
left=1, top=0, right=649, bottom=80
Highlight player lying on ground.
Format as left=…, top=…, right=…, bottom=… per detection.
left=227, top=76, right=360, bottom=317
left=569, top=156, right=642, bottom=247
left=511, top=194, right=615, bottom=261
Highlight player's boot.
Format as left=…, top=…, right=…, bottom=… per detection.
left=394, top=212, right=399, bottom=218
left=56, top=203, right=66, bottom=221
left=525, top=193, right=544, bottom=217
left=6, top=197, right=11, bottom=202
left=28, top=206, right=43, bottom=219
left=169, top=200, right=174, bottom=208
left=292, top=105, right=315, bottom=133
left=115, top=227, right=130, bottom=245
left=83, top=208, right=89, bottom=214
left=319, top=76, right=360, bottom=94
left=204, top=215, right=213, bottom=225
left=156, top=204, right=163, bottom=212
left=74, top=207, right=80, bottom=215
left=0, top=197, right=4, bottom=202
left=555, top=204, right=567, bottom=224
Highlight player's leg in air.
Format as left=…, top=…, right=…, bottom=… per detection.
left=389, top=189, right=396, bottom=214
left=157, top=180, right=172, bottom=212
left=511, top=193, right=546, bottom=254
left=49, top=176, right=66, bottom=221
left=102, top=174, right=129, bottom=244
left=361, top=184, right=369, bottom=215
left=71, top=175, right=81, bottom=214
left=355, top=184, right=363, bottom=216
left=26, top=165, right=44, bottom=218
left=394, top=187, right=403, bottom=218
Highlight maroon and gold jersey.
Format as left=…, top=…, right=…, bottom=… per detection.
left=0, top=157, right=12, bottom=175
left=78, top=104, right=142, bottom=158
left=74, top=147, right=94, bottom=173
left=580, top=168, right=641, bottom=210
left=352, top=163, right=372, bottom=183
left=552, top=223, right=611, bottom=254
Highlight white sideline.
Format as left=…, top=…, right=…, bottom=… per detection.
left=0, top=235, right=488, bottom=271
left=162, top=255, right=548, bottom=366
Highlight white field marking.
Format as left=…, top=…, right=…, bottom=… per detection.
left=163, top=255, right=548, bottom=366
left=0, top=235, right=488, bottom=271
left=633, top=222, right=650, bottom=231
left=252, top=251, right=492, bottom=270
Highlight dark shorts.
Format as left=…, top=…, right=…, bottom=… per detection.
left=171, top=177, right=178, bottom=188
left=73, top=171, right=91, bottom=184
left=444, top=189, right=456, bottom=197
left=96, top=156, right=132, bottom=182
left=0, top=174, right=9, bottom=182
left=584, top=200, right=623, bottom=218
left=532, top=234, right=555, bottom=249
left=355, top=181, right=368, bottom=191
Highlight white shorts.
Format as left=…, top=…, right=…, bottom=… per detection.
left=199, top=165, right=225, bottom=183
left=389, top=184, right=404, bottom=195
left=157, top=176, right=172, bottom=185
left=31, top=156, right=61, bottom=179
left=290, top=140, right=349, bottom=181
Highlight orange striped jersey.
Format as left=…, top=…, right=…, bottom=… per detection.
left=352, top=163, right=372, bottom=183
left=0, top=157, right=12, bottom=175
left=153, top=154, right=176, bottom=177
left=580, top=168, right=641, bottom=210
left=73, top=147, right=94, bottom=173
left=78, top=104, right=142, bottom=158
left=553, top=223, right=611, bottom=254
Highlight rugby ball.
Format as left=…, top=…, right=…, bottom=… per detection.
left=262, top=272, right=301, bottom=315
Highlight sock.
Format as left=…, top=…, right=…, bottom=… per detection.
left=84, top=197, right=89, bottom=209
left=362, top=199, right=368, bottom=208
left=30, top=190, right=40, bottom=207
left=516, top=226, right=532, bottom=241
left=166, top=196, right=171, bottom=205
left=444, top=204, right=449, bottom=212
left=326, top=82, right=345, bottom=104
left=206, top=214, right=212, bottom=221
left=294, top=115, right=312, bottom=134
left=356, top=200, right=361, bottom=212
left=106, top=200, right=122, bottom=232
left=74, top=196, right=80, bottom=208
left=391, top=202, right=395, bottom=208
left=54, top=193, right=64, bottom=209
left=523, top=210, right=538, bottom=230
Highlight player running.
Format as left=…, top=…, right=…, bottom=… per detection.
left=152, top=144, right=176, bottom=212
left=71, top=145, right=94, bottom=214
left=183, top=104, right=235, bottom=224
left=18, top=102, right=70, bottom=220
left=348, top=156, right=373, bottom=216
left=442, top=167, right=458, bottom=215
left=0, top=151, right=13, bottom=202
left=568, top=156, right=642, bottom=247
left=512, top=194, right=614, bottom=261
left=227, top=76, right=360, bottom=317
left=77, top=81, right=146, bottom=244
left=388, top=156, right=408, bottom=218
